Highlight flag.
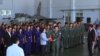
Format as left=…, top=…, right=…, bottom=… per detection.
left=49, top=35, right=53, bottom=42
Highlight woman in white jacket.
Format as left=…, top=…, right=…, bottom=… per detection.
left=40, top=28, right=50, bottom=56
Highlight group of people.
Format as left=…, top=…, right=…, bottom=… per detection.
left=87, top=24, right=100, bottom=56
left=1, top=21, right=94, bottom=56
left=0, top=22, right=63, bottom=56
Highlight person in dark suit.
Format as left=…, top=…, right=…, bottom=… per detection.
left=3, top=26, right=12, bottom=56
left=87, top=24, right=95, bottom=56
left=4, top=26, right=12, bottom=47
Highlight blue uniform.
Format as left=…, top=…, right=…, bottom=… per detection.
left=17, top=32, right=24, bottom=48
left=31, top=28, right=36, bottom=53
left=0, top=29, right=2, bottom=47
left=11, top=31, right=17, bottom=36
left=0, top=28, right=5, bottom=44
left=0, top=29, right=3, bottom=39
left=33, top=29, right=40, bottom=54
left=0, top=28, right=5, bottom=38
left=0, top=28, right=5, bottom=56
left=24, top=30, right=32, bottom=55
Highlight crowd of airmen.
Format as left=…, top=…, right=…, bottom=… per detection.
left=62, top=22, right=85, bottom=48
left=0, top=21, right=85, bottom=56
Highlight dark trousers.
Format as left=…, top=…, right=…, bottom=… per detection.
left=41, top=45, right=46, bottom=56
left=1, top=45, right=8, bottom=56
left=94, top=41, right=98, bottom=49
left=50, top=42, right=53, bottom=52
left=35, top=43, right=40, bottom=54
left=97, top=39, right=100, bottom=52
left=88, top=41, right=93, bottom=56
left=31, top=42, right=35, bottom=53
left=25, top=42, right=31, bottom=55
left=0, top=44, right=5, bottom=56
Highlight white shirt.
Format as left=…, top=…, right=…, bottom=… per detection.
left=40, top=32, right=48, bottom=45
left=6, top=44, right=25, bottom=56
left=96, top=29, right=100, bottom=37
left=8, top=32, right=11, bottom=37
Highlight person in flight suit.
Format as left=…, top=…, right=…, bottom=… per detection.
left=46, top=25, right=53, bottom=53
left=52, top=26, right=61, bottom=56
left=57, top=22, right=64, bottom=53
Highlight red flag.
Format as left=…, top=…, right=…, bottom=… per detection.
left=49, top=35, right=53, bottom=42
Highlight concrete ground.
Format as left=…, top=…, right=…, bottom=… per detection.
left=31, top=36, right=100, bottom=56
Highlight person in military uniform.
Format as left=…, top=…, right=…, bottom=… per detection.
left=46, top=25, right=53, bottom=53
left=63, top=22, right=70, bottom=48
left=57, top=22, right=64, bottom=53
left=52, top=26, right=61, bottom=56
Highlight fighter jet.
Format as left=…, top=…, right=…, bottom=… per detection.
left=32, top=1, right=57, bottom=22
